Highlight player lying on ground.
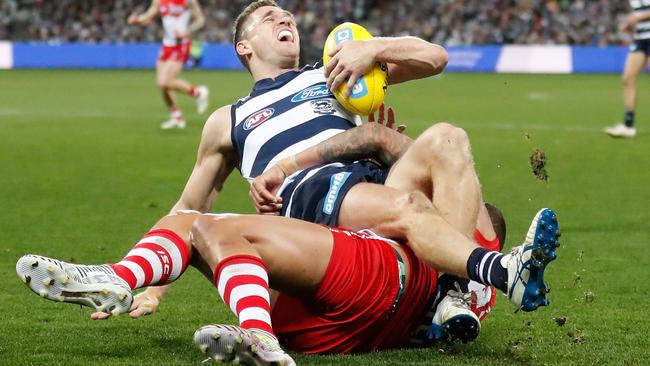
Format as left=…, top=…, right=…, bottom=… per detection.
left=138, top=0, right=504, bottom=339
left=128, top=0, right=209, bottom=129
left=16, top=206, right=560, bottom=364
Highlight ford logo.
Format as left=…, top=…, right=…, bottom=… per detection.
left=291, top=84, right=332, bottom=103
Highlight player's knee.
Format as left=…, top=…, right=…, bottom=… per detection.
left=386, top=191, right=437, bottom=237
left=190, top=216, right=231, bottom=254
left=419, top=122, right=472, bottom=163
left=623, top=73, right=636, bottom=87
left=156, top=77, right=170, bottom=89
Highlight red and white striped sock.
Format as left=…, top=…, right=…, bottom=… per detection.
left=110, top=229, right=190, bottom=289
left=170, top=107, right=184, bottom=121
left=188, top=86, right=199, bottom=97
left=215, top=254, right=275, bottom=336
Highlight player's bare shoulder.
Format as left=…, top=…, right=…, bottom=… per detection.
left=200, top=105, right=235, bottom=154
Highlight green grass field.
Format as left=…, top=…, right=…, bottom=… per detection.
left=1, top=69, right=649, bottom=365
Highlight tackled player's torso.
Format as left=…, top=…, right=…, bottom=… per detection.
left=231, top=65, right=360, bottom=181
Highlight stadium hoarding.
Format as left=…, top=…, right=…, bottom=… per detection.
left=445, top=46, right=502, bottom=73
left=496, top=45, right=573, bottom=74
left=0, top=41, right=13, bottom=69
left=9, top=42, right=241, bottom=70
left=1, top=43, right=629, bottom=74
left=571, top=46, right=629, bottom=73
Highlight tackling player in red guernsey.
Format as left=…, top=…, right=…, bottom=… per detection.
left=128, top=0, right=209, bottom=129
left=17, top=206, right=560, bottom=364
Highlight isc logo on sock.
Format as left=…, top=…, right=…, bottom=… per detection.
left=157, top=250, right=171, bottom=275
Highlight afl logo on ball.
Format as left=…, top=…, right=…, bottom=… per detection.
left=244, top=108, right=274, bottom=130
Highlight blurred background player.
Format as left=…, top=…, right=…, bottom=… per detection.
left=128, top=0, right=209, bottom=129
left=606, top=0, right=650, bottom=138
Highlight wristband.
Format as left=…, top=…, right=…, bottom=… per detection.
left=277, top=155, right=299, bottom=177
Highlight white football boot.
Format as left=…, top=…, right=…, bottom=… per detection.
left=194, top=324, right=296, bottom=366
left=16, top=254, right=132, bottom=315
left=196, top=85, right=209, bottom=114
left=161, top=117, right=186, bottom=129
left=428, top=284, right=480, bottom=343
left=604, top=123, right=636, bottom=138
left=504, top=208, right=560, bottom=312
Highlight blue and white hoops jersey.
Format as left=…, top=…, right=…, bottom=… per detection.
left=631, top=0, right=650, bottom=40
left=231, top=64, right=361, bottom=182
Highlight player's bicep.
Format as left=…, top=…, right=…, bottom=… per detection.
left=179, top=152, right=233, bottom=212
left=190, top=0, right=205, bottom=19
left=175, top=106, right=235, bottom=212
left=144, top=0, right=160, bottom=18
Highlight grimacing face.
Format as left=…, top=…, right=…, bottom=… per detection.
left=239, top=6, right=300, bottom=69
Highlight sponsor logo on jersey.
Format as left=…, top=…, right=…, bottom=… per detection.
left=323, top=172, right=351, bottom=215
left=310, top=99, right=335, bottom=115
left=243, top=108, right=274, bottom=130
left=291, top=84, right=332, bottom=103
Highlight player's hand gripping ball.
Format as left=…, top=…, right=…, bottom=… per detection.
left=323, top=23, right=388, bottom=116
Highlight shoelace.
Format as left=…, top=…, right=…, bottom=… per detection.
left=446, top=282, right=473, bottom=310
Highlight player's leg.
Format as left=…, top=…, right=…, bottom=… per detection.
left=191, top=214, right=333, bottom=296
left=385, top=122, right=492, bottom=239
left=16, top=212, right=203, bottom=315
left=338, top=181, right=560, bottom=312
left=606, top=47, right=646, bottom=137
left=623, top=52, right=646, bottom=120
left=339, top=123, right=495, bottom=241
left=162, top=53, right=210, bottom=115
left=157, top=60, right=186, bottom=129
left=190, top=214, right=334, bottom=364
left=338, top=123, right=493, bottom=267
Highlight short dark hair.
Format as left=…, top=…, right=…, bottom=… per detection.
left=233, top=0, right=280, bottom=70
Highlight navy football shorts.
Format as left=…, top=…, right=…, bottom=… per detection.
left=630, top=39, right=650, bottom=56
left=279, top=160, right=388, bottom=226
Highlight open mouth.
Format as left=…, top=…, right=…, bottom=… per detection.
left=277, top=30, right=294, bottom=43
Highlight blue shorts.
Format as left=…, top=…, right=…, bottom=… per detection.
left=279, top=160, right=388, bottom=226
left=630, top=39, right=650, bottom=56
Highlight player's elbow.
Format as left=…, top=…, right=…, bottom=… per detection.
left=428, top=45, right=448, bottom=75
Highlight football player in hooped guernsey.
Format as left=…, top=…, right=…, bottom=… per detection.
left=126, top=0, right=524, bottom=345
left=605, top=0, right=650, bottom=138
left=14, top=0, right=562, bottom=361
left=128, top=0, right=209, bottom=129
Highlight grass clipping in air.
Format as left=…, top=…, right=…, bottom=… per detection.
left=530, top=148, right=548, bottom=181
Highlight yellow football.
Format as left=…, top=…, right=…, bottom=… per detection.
left=323, top=22, right=387, bottom=116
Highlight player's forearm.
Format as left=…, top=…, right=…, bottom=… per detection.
left=170, top=192, right=216, bottom=214
left=634, top=11, right=650, bottom=23
left=187, top=16, right=205, bottom=35
left=370, top=37, right=448, bottom=83
left=277, top=123, right=412, bottom=176
left=131, top=12, right=156, bottom=26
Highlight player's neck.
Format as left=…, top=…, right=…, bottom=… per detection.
left=250, top=62, right=299, bottom=82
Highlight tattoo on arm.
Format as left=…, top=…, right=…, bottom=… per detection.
left=316, top=123, right=412, bottom=167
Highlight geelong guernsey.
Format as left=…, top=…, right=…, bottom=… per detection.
left=631, top=0, right=650, bottom=40
left=160, top=0, right=191, bottom=46
left=231, top=64, right=361, bottom=182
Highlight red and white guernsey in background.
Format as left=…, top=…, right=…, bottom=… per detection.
left=160, top=0, right=191, bottom=46
left=158, top=0, right=192, bottom=62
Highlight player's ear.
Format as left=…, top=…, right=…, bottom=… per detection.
left=236, top=40, right=252, bottom=58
